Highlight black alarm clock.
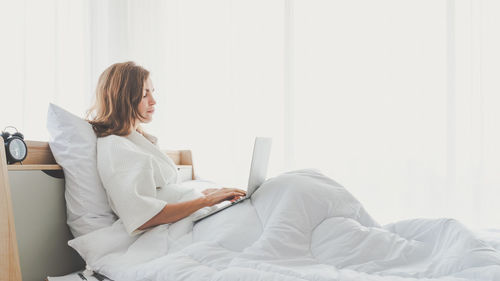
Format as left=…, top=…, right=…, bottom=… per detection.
left=2, top=126, right=28, bottom=164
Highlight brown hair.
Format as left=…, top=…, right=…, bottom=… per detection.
left=87, top=61, right=150, bottom=137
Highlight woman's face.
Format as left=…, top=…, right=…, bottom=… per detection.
left=138, top=77, right=156, bottom=123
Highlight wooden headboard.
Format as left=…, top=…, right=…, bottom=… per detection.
left=0, top=138, right=195, bottom=281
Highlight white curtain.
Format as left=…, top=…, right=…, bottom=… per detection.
left=0, top=0, right=92, bottom=140
left=290, top=0, right=500, bottom=229
left=0, top=0, right=498, bottom=229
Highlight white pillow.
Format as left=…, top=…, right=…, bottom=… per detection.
left=47, top=103, right=117, bottom=237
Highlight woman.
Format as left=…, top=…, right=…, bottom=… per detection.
left=87, top=61, right=246, bottom=235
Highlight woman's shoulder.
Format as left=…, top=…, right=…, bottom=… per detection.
left=96, top=134, right=151, bottom=172
left=97, top=134, right=146, bottom=158
left=97, top=133, right=135, bottom=149
left=97, top=133, right=126, bottom=144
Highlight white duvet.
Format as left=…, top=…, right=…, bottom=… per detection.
left=69, top=169, right=500, bottom=281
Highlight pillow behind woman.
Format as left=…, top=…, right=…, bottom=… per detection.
left=47, top=103, right=117, bottom=237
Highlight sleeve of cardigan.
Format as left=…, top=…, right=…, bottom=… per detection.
left=97, top=139, right=167, bottom=236
left=104, top=169, right=167, bottom=236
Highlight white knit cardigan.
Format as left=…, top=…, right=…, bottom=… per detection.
left=96, top=130, right=179, bottom=235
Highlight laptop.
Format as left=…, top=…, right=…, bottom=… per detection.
left=193, top=137, right=272, bottom=223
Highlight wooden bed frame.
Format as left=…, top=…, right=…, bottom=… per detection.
left=0, top=138, right=195, bottom=281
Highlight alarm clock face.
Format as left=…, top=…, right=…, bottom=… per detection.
left=8, top=138, right=27, bottom=161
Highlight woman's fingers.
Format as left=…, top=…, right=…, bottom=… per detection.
left=217, top=189, right=246, bottom=198
left=203, top=187, right=247, bottom=206
left=222, top=191, right=243, bottom=200
left=221, top=187, right=246, bottom=195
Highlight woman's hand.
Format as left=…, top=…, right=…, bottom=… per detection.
left=139, top=187, right=246, bottom=230
left=201, top=188, right=218, bottom=196
left=202, top=188, right=246, bottom=207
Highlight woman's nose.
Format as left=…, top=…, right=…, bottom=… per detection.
left=150, top=96, right=156, bottom=105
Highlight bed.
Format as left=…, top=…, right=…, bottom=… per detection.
left=2, top=124, right=500, bottom=280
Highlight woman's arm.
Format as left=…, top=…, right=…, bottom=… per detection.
left=138, top=188, right=246, bottom=230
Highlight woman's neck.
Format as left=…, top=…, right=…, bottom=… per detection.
left=132, top=120, right=141, bottom=133
left=129, top=127, right=140, bottom=136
